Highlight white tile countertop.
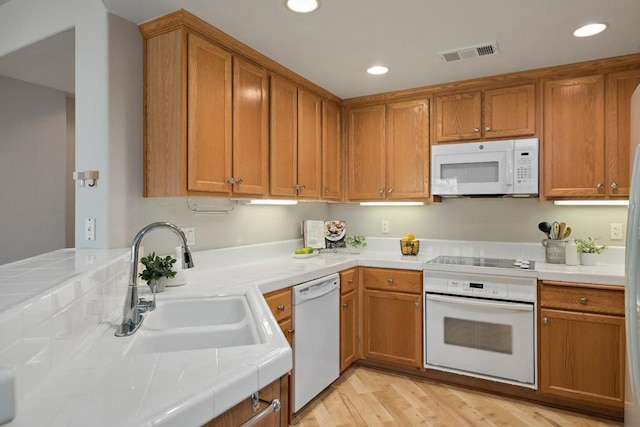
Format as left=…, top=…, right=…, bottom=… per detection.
left=0, top=238, right=626, bottom=427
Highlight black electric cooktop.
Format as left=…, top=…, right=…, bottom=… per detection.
left=426, top=256, right=535, bottom=270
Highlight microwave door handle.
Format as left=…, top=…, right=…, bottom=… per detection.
left=426, top=294, right=533, bottom=312
left=505, top=154, right=514, bottom=187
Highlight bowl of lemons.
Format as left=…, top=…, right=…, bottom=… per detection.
left=400, top=233, right=420, bottom=256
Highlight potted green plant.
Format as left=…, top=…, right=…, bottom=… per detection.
left=345, top=235, right=367, bottom=254
left=575, top=237, right=608, bottom=266
left=139, top=251, right=177, bottom=292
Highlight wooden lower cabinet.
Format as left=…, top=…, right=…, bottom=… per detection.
left=264, top=287, right=293, bottom=346
left=362, top=268, right=423, bottom=369
left=339, top=267, right=359, bottom=372
left=538, top=281, right=625, bottom=410
left=204, top=374, right=288, bottom=427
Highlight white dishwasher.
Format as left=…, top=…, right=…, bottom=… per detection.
left=292, top=273, right=340, bottom=412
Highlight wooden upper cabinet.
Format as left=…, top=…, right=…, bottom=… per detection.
left=322, top=101, right=342, bottom=200
left=386, top=99, right=429, bottom=199
left=187, top=33, right=233, bottom=194
left=606, top=70, right=640, bottom=198
left=483, top=84, right=536, bottom=139
left=348, top=105, right=386, bottom=200
left=297, top=89, right=322, bottom=198
left=270, top=76, right=322, bottom=199
left=543, top=75, right=606, bottom=198
left=347, top=99, right=429, bottom=201
left=232, top=57, right=269, bottom=196
left=434, top=84, right=535, bottom=143
left=435, top=91, right=481, bottom=142
left=270, top=75, right=298, bottom=197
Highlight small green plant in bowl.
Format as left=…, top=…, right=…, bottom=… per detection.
left=574, top=237, right=608, bottom=254
left=345, top=235, right=367, bottom=253
left=139, top=252, right=177, bottom=292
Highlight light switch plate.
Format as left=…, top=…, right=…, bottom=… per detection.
left=381, top=220, right=389, bottom=234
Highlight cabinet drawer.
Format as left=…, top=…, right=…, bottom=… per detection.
left=539, top=282, right=624, bottom=315
left=363, top=268, right=422, bottom=294
left=264, top=288, right=292, bottom=322
left=340, top=268, right=358, bottom=295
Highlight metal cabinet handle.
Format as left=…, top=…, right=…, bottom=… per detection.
left=580, top=297, right=588, bottom=304
left=287, top=329, right=294, bottom=334
left=236, top=178, right=243, bottom=185
left=387, top=188, right=393, bottom=193
left=378, top=187, right=384, bottom=194
left=343, top=303, right=349, bottom=308
left=414, top=301, right=419, bottom=307
left=348, top=279, right=354, bottom=284
left=542, top=317, right=548, bottom=324
left=324, top=187, right=330, bottom=192
left=597, top=182, right=604, bottom=190
left=485, top=126, right=491, bottom=132
left=277, top=304, right=285, bottom=311
left=473, top=127, right=480, bottom=132
left=241, top=396, right=281, bottom=427
left=611, top=182, right=618, bottom=190
left=387, top=278, right=394, bottom=284
left=226, top=177, right=235, bottom=185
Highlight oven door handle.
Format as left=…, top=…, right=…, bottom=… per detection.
left=426, top=294, right=533, bottom=311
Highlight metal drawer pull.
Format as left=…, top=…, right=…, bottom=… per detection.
left=240, top=396, right=281, bottom=427
left=542, top=317, right=548, bottom=324
left=414, top=301, right=419, bottom=307
left=287, top=329, right=294, bottom=334
left=597, top=182, right=604, bottom=190
left=277, top=304, right=285, bottom=311
left=348, top=279, right=354, bottom=284
left=580, top=297, right=588, bottom=304
left=343, top=303, right=349, bottom=308
left=387, top=278, right=394, bottom=284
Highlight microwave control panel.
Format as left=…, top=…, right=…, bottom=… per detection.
left=513, top=138, right=539, bottom=194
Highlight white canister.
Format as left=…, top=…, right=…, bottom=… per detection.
left=565, top=238, right=579, bottom=266
left=168, top=246, right=187, bottom=286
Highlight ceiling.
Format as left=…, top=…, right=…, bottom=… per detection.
left=103, top=0, right=640, bottom=99
left=1, top=1, right=639, bottom=99
left=0, top=28, right=74, bottom=95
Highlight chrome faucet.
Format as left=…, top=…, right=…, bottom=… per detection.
left=115, top=222, right=194, bottom=337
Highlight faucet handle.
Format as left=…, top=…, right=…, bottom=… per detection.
left=137, top=298, right=155, bottom=313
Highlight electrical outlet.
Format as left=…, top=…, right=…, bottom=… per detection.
left=381, top=220, right=389, bottom=234
left=85, top=218, right=96, bottom=241
left=610, top=223, right=623, bottom=240
left=181, top=227, right=195, bottom=246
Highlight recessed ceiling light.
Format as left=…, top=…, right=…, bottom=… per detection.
left=572, top=23, right=608, bottom=37
left=285, top=0, right=319, bottom=13
left=367, top=65, right=389, bottom=75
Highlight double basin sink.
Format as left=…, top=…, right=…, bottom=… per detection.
left=123, top=295, right=265, bottom=354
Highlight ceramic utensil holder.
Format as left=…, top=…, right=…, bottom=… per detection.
left=541, top=239, right=567, bottom=264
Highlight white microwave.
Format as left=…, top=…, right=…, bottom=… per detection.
left=431, top=138, right=539, bottom=197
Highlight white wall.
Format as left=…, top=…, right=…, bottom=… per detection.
left=0, top=76, right=68, bottom=264
left=328, top=199, right=628, bottom=247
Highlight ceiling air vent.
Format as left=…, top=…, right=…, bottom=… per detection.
left=438, top=42, right=499, bottom=63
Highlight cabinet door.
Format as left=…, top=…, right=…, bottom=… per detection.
left=386, top=99, right=429, bottom=199
left=543, top=75, right=605, bottom=198
left=435, top=92, right=481, bottom=142
left=187, top=33, right=233, bottom=194
left=270, top=75, right=298, bottom=197
left=539, top=308, right=625, bottom=408
left=363, top=289, right=422, bottom=368
left=483, top=84, right=535, bottom=139
left=322, top=101, right=342, bottom=200
left=606, top=70, right=640, bottom=197
left=232, top=57, right=269, bottom=196
left=297, top=89, right=322, bottom=198
left=340, top=291, right=358, bottom=372
left=348, top=105, right=386, bottom=200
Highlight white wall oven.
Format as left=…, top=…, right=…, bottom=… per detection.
left=424, top=256, right=537, bottom=388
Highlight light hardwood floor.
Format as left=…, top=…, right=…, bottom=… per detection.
left=292, top=366, right=622, bottom=427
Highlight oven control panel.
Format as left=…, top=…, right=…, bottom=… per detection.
left=447, top=279, right=508, bottom=298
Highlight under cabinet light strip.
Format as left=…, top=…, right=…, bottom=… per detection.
left=553, top=200, right=628, bottom=206
left=359, top=202, right=425, bottom=206
left=246, top=199, right=298, bottom=205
